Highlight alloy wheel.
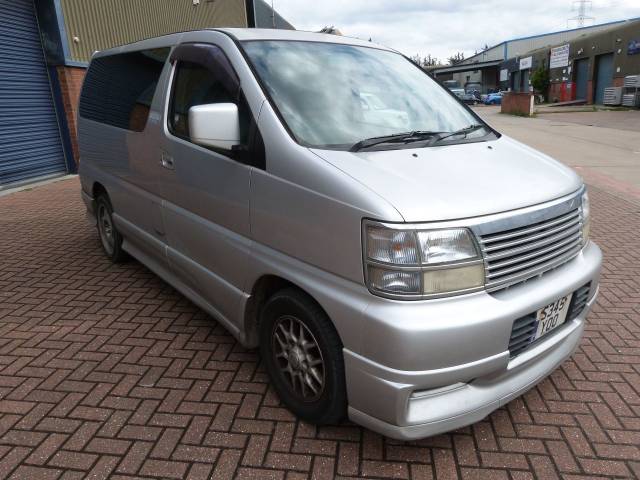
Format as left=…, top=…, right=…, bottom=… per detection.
left=271, top=315, right=325, bottom=402
left=97, top=203, right=115, bottom=255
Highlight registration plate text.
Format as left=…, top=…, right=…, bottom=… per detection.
left=534, top=293, right=573, bottom=340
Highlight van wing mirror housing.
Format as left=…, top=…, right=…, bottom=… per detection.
left=189, top=103, right=241, bottom=150
left=170, top=43, right=240, bottom=97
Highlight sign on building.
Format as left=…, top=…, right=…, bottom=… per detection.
left=550, top=44, right=570, bottom=68
left=500, top=69, right=509, bottom=82
left=629, top=39, right=640, bottom=55
left=519, top=56, right=532, bottom=70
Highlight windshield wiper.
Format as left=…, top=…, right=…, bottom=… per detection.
left=428, top=124, right=486, bottom=146
left=350, top=131, right=441, bottom=152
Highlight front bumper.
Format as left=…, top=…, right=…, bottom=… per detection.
left=344, top=242, right=602, bottom=440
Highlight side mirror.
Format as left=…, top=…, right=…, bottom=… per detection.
left=189, top=103, right=240, bottom=150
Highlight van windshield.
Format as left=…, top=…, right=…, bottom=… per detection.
left=242, top=40, right=491, bottom=150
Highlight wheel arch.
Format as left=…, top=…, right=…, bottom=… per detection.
left=92, top=181, right=108, bottom=201
left=242, top=274, right=337, bottom=349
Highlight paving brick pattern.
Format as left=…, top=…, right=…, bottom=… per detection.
left=0, top=177, right=639, bottom=479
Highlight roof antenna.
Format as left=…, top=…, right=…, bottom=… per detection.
left=271, top=0, right=276, bottom=28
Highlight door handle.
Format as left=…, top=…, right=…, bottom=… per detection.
left=160, top=153, right=175, bottom=170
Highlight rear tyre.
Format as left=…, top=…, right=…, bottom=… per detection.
left=259, top=288, right=347, bottom=424
left=95, top=194, right=127, bottom=263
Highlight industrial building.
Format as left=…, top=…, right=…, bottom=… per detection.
left=495, top=18, right=640, bottom=105
left=545, top=18, right=640, bottom=104
left=0, top=0, right=292, bottom=189
left=432, top=17, right=640, bottom=99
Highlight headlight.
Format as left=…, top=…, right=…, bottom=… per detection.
left=363, top=221, right=485, bottom=298
left=581, top=190, right=590, bottom=245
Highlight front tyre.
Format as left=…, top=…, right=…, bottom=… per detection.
left=259, top=288, right=347, bottom=424
left=95, top=194, right=127, bottom=263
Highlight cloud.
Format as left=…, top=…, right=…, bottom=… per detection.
left=270, top=0, right=640, bottom=61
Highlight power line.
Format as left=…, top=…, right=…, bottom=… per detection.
left=568, top=0, right=595, bottom=28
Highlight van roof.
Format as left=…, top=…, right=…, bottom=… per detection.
left=218, top=28, right=389, bottom=50
left=92, top=28, right=395, bottom=59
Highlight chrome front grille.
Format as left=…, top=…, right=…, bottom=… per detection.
left=480, top=208, right=583, bottom=292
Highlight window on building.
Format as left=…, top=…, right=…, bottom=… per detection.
left=168, top=60, right=250, bottom=145
left=79, top=48, right=170, bottom=132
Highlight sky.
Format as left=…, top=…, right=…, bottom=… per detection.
left=269, top=0, right=640, bottom=62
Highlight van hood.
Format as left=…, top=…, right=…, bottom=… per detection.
left=311, top=135, right=582, bottom=222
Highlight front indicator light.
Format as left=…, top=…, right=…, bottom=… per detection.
left=366, top=227, right=419, bottom=265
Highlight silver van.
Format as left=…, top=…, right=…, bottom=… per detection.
left=78, top=29, right=602, bottom=440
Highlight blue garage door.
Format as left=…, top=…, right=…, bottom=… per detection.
left=594, top=53, right=614, bottom=105
left=0, top=0, right=67, bottom=187
left=574, top=58, right=589, bottom=101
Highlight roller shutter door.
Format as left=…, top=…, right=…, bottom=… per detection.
left=575, top=58, right=589, bottom=101
left=0, top=0, right=67, bottom=187
left=594, top=53, right=614, bottom=105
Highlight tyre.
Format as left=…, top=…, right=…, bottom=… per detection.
left=259, top=288, right=347, bottom=424
left=95, top=194, right=127, bottom=263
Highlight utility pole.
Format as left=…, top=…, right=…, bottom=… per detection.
left=568, top=0, right=595, bottom=28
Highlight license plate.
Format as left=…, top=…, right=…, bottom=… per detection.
left=534, top=293, right=573, bottom=340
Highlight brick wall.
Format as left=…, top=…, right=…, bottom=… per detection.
left=501, top=92, right=534, bottom=116
left=549, top=82, right=563, bottom=102
left=56, top=66, right=86, bottom=163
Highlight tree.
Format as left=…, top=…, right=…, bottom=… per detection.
left=410, top=54, right=440, bottom=68
left=448, top=52, right=465, bottom=65
left=423, top=54, right=439, bottom=67
left=530, top=66, right=550, bottom=99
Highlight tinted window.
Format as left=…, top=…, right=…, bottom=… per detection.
left=80, top=48, right=170, bottom=131
left=168, top=60, right=249, bottom=143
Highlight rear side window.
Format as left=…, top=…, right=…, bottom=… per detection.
left=80, top=48, right=170, bottom=132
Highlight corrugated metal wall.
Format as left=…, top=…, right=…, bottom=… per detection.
left=505, top=22, right=624, bottom=59
left=61, top=0, right=248, bottom=62
left=465, top=46, right=506, bottom=64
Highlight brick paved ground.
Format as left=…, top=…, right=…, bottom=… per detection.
left=0, top=177, right=639, bottom=480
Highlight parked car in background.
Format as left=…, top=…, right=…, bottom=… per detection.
left=484, top=92, right=503, bottom=105
left=461, top=91, right=480, bottom=105
left=449, top=87, right=465, bottom=99
left=465, top=82, right=482, bottom=94
left=78, top=28, right=601, bottom=440
left=442, top=79, right=461, bottom=89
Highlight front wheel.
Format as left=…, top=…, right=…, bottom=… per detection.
left=259, top=288, right=347, bottom=424
left=95, top=194, right=127, bottom=263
